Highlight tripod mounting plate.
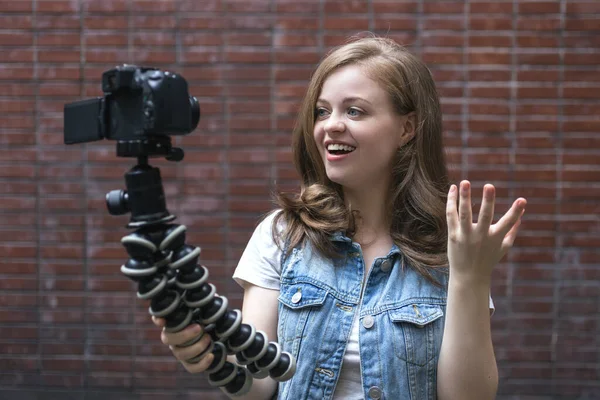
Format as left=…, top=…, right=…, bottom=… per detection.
left=117, top=137, right=184, bottom=162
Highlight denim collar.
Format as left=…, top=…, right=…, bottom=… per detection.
left=330, top=231, right=401, bottom=258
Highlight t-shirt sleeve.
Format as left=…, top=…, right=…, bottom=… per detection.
left=232, top=210, right=283, bottom=291
left=489, top=294, right=495, bottom=317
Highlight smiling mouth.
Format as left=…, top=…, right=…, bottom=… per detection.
left=327, top=143, right=356, bottom=155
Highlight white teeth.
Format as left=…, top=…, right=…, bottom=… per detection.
left=327, top=143, right=356, bottom=152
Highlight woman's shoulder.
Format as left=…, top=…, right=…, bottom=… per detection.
left=257, top=208, right=287, bottom=235
left=245, top=209, right=286, bottom=252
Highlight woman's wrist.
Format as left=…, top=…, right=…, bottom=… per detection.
left=448, top=266, right=492, bottom=290
left=448, top=271, right=492, bottom=297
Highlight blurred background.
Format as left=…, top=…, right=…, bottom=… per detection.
left=1, top=0, right=599, bottom=399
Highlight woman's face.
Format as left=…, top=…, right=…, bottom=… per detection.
left=313, top=64, right=412, bottom=192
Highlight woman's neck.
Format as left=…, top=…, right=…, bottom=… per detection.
left=343, top=182, right=391, bottom=246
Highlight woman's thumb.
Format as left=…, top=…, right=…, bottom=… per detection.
left=151, top=316, right=166, bottom=328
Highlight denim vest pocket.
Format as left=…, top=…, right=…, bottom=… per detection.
left=278, top=282, right=328, bottom=358
left=388, top=303, right=444, bottom=366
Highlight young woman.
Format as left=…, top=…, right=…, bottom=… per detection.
left=153, top=36, right=526, bottom=400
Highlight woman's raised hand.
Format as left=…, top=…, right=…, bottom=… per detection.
left=446, top=180, right=527, bottom=285
left=152, top=316, right=215, bottom=373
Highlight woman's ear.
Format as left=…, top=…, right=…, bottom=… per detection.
left=398, top=112, right=416, bottom=147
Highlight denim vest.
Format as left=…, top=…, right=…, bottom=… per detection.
left=276, top=233, right=448, bottom=400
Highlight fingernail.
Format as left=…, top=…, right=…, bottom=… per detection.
left=450, top=185, right=456, bottom=193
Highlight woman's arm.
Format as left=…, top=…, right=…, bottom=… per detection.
left=437, top=277, right=498, bottom=399
left=437, top=180, right=526, bottom=400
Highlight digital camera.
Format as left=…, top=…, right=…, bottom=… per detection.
left=64, top=65, right=200, bottom=144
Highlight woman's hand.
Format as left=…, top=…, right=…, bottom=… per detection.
left=152, top=316, right=215, bottom=373
left=446, top=180, right=527, bottom=285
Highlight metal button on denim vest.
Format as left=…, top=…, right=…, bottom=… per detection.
left=276, top=233, right=448, bottom=400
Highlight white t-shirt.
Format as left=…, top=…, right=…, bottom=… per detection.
left=233, top=210, right=494, bottom=399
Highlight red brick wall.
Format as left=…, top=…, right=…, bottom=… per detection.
left=1, top=0, right=598, bottom=399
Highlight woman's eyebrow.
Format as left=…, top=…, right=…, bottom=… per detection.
left=316, top=97, right=373, bottom=105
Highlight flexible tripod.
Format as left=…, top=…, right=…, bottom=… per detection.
left=106, top=137, right=296, bottom=396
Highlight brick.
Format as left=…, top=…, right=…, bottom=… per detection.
left=423, top=17, right=465, bottom=31
left=468, top=70, right=511, bottom=82
left=373, top=16, right=417, bottom=32
left=227, top=32, right=271, bottom=47
left=41, top=372, right=84, bottom=387
left=276, top=0, right=320, bottom=13
left=179, top=0, right=222, bottom=12
left=84, top=16, right=129, bottom=29
left=470, top=86, right=511, bottom=99
left=324, top=0, right=368, bottom=13
left=565, top=17, right=600, bottom=32
left=469, top=103, right=510, bottom=115
left=422, top=51, right=463, bottom=65
left=38, top=1, right=80, bottom=14
left=0, top=15, right=32, bottom=29
left=226, top=49, right=270, bottom=64
left=468, top=35, right=512, bottom=47
left=0, top=1, right=33, bottom=12
left=180, top=16, right=228, bottom=30
left=230, top=165, right=271, bottom=180
left=226, top=0, right=271, bottom=13
left=0, top=32, right=33, bottom=46
left=373, top=1, right=418, bottom=13
left=517, top=69, right=560, bottom=82
left=470, top=17, right=513, bottom=30
left=132, top=0, right=177, bottom=13
left=231, top=15, right=274, bottom=30
left=470, top=2, right=513, bottom=14
left=517, top=16, right=561, bottom=31
left=517, top=86, right=559, bottom=99
left=132, top=32, right=176, bottom=47
left=516, top=119, right=559, bottom=132
left=517, top=34, right=560, bottom=48
left=276, top=16, right=319, bottom=30
left=324, top=16, right=370, bottom=31
left=180, top=33, right=223, bottom=47
left=274, top=33, right=318, bottom=47
left=567, top=1, right=600, bottom=13
left=469, top=51, right=511, bottom=65
left=519, top=1, right=561, bottom=14
left=421, top=33, right=463, bottom=48
left=0, top=49, right=34, bottom=63
left=517, top=52, right=561, bottom=65
left=564, top=33, right=600, bottom=48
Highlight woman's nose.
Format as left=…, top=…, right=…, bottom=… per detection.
left=324, top=113, right=345, bottom=134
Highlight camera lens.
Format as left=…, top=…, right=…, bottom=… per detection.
left=189, top=96, right=200, bottom=130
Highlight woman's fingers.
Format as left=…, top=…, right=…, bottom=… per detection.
left=446, top=184, right=458, bottom=234
left=493, top=198, right=527, bottom=238
left=153, top=318, right=215, bottom=374
left=476, top=184, right=495, bottom=232
left=501, top=210, right=524, bottom=252
left=181, top=351, right=216, bottom=373
left=459, top=180, right=473, bottom=231
left=160, top=324, right=203, bottom=346
left=171, top=332, right=213, bottom=363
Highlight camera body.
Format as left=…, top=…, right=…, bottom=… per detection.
left=64, top=65, right=200, bottom=144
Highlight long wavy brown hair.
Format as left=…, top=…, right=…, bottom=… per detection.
left=272, top=35, right=451, bottom=284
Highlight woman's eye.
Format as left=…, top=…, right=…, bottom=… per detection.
left=347, top=108, right=362, bottom=117
left=315, top=108, right=329, bottom=118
